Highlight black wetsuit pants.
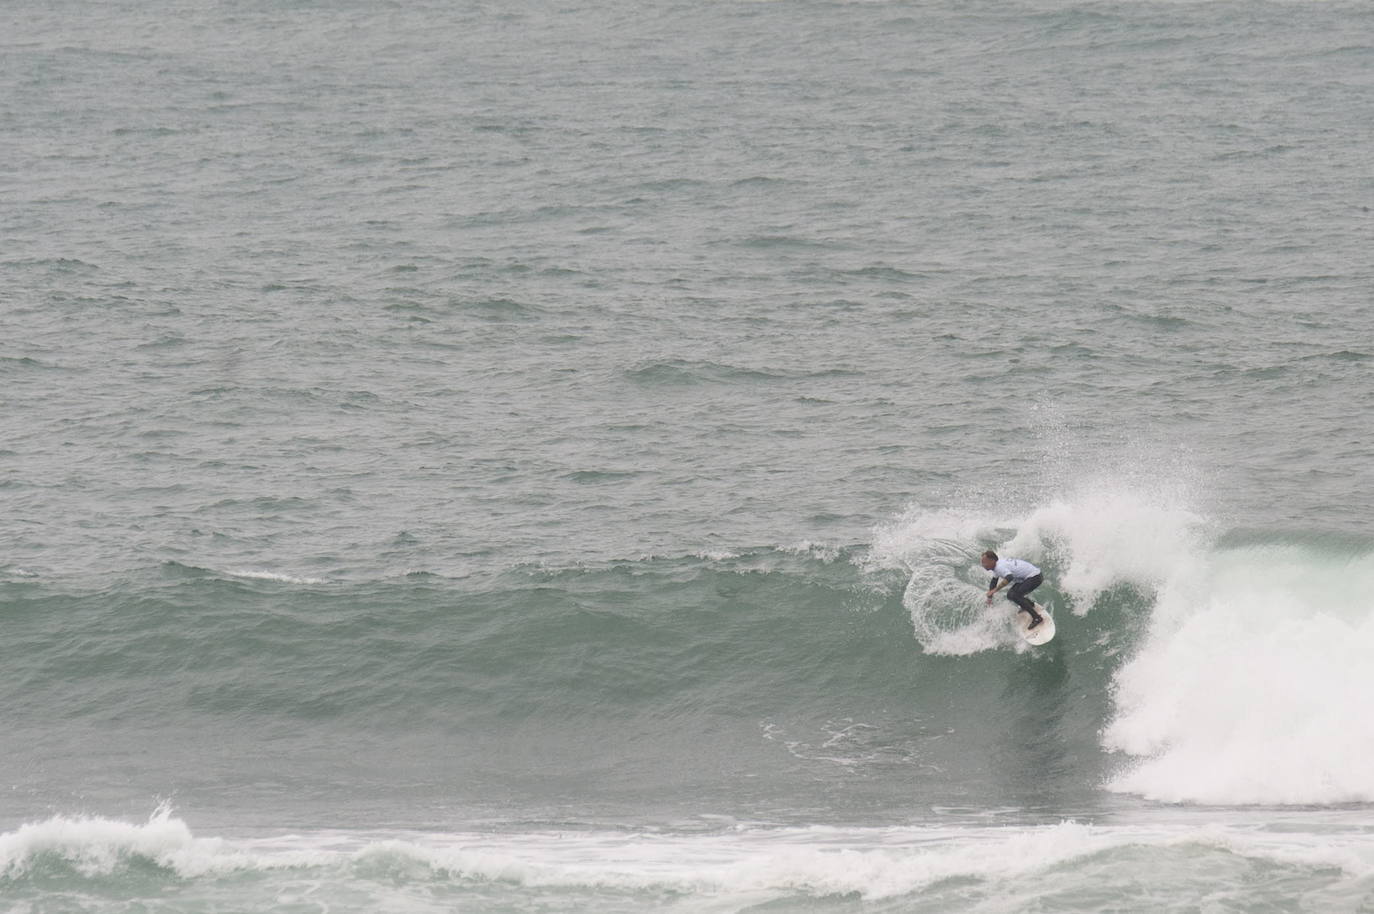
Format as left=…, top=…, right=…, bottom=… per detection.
left=1005, top=574, right=1043, bottom=617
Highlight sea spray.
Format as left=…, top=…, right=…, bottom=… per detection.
left=871, top=480, right=1205, bottom=654
left=1005, top=487, right=1208, bottom=611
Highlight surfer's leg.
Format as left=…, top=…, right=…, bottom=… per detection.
left=1006, top=579, right=1044, bottom=627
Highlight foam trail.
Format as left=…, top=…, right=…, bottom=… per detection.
left=1105, top=544, right=1374, bottom=805
left=870, top=506, right=1024, bottom=655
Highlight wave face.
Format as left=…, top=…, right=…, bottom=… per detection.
left=7, top=481, right=1373, bottom=826
left=0, top=542, right=1112, bottom=824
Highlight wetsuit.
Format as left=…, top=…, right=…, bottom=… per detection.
left=991, top=558, right=1044, bottom=626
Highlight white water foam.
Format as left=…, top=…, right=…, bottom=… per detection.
left=0, top=805, right=326, bottom=880
left=5, top=811, right=1373, bottom=903
left=1104, top=543, right=1374, bottom=805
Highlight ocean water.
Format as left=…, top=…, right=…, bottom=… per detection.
left=4, top=0, right=1374, bottom=910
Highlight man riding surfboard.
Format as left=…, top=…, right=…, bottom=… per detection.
left=981, top=550, right=1045, bottom=630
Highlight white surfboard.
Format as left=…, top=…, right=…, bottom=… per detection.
left=1015, top=602, right=1056, bottom=646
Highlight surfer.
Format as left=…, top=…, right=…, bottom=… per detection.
left=980, top=551, right=1045, bottom=629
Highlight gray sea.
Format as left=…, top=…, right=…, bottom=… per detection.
left=4, top=0, right=1374, bottom=910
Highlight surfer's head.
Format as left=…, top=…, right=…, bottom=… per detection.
left=980, top=550, right=998, bottom=570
